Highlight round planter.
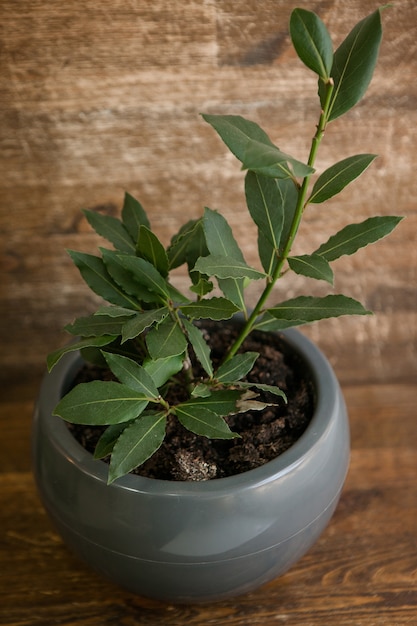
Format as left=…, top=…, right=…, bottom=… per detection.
left=32, top=328, right=349, bottom=603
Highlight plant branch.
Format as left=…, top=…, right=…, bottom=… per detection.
left=171, top=307, right=195, bottom=392
left=222, top=79, right=334, bottom=362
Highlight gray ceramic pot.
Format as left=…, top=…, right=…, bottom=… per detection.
left=32, top=328, right=349, bottom=603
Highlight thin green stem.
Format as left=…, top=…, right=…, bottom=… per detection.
left=171, top=307, right=195, bottom=392
left=223, top=79, right=334, bottom=362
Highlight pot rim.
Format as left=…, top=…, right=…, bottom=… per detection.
left=36, top=327, right=341, bottom=496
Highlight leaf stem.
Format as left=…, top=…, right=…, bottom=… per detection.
left=171, top=307, right=195, bottom=392
left=223, top=79, right=334, bottom=362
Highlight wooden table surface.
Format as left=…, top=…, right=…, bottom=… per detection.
left=1, top=376, right=416, bottom=625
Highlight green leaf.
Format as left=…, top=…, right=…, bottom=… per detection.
left=202, top=114, right=276, bottom=163
left=165, top=283, right=190, bottom=305
left=116, top=254, right=172, bottom=301
left=253, top=316, right=306, bottom=333
left=177, top=390, right=242, bottom=418
left=204, top=113, right=313, bottom=178
left=146, top=318, right=188, bottom=360
left=83, top=209, right=135, bottom=253
left=216, top=352, right=258, bottom=383
left=194, top=254, right=266, bottom=281
left=245, top=171, right=284, bottom=253
left=203, top=208, right=246, bottom=310
left=309, top=154, right=377, bottom=204
left=167, top=220, right=195, bottom=269
left=102, top=352, right=159, bottom=398
left=79, top=347, right=111, bottom=368
left=65, top=313, right=132, bottom=337
left=53, top=381, right=149, bottom=425
left=112, top=254, right=188, bottom=304
left=288, top=254, right=334, bottom=284
left=167, top=219, right=207, bottom=270
left=142, top=354, right=184, bottom=388
left=245, top=172, right=297, bottom=273
left=167, top=219, right=204, bottom=269
left=180, top=297, right=240, bottom=321
left=47, top=335, right=117, bottom=371
left=175, top=405, right=238, bottom=440
left=101, top=248, right=162, bottom=305
left=137, top=225, right=169, bottom=277
left=242, top=139, right=314, bottom=179
left=316, top=216, right=403, bottom=262
left=321, top=9, right=383, bottom=121
left=68, top=250, right=141, bottom=309
left=191, top=383, right=212, bottom=398
left=257, top=230, right=279, bottom=276
left=203, top=207, right=245, bottom=260
left=108, top=412, right=166, bottom=483
left=185, top=221, right=211, bottom=286
left=121, top=192, right=150, bottom=242
left=279, top=182, right=299, bottom=254
left=189, top=277, right=214, bottom=297
left=290, top=8, right=333, bottom=80
left=265, top=294, right=371, bottom=324
left=183, top=319, right=213, bottom=378
left=94, top=423, right=129, bottom=459
left=238, top=382, right=287, bottom=400
left=94, top=305, right=137, bottom=318
left=121, top=307, right=169, bottom=342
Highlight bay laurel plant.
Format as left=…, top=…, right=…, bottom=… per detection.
left=49, top=8, right=402, bottom=483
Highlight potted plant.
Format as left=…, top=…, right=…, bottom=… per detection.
left=33, top=7, right=401, bottom=603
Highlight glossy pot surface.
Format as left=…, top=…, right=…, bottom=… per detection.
left=33, top=328, right=350, bottom=603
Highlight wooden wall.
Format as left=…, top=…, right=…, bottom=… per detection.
left=1, top=0, right=416, bottom=392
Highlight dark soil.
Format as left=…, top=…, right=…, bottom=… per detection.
left=67, top=321, right=315, bottom=481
